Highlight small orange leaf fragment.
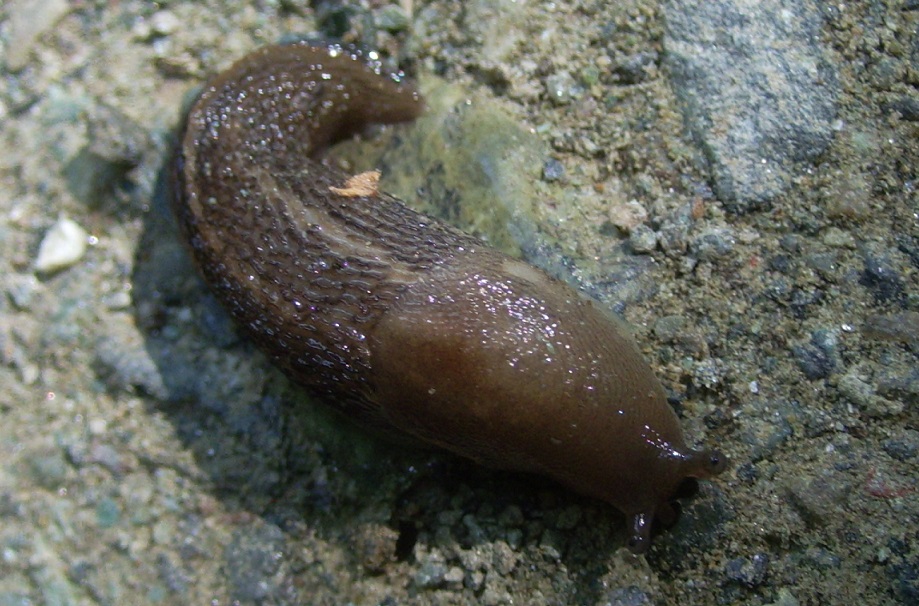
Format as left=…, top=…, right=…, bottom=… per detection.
left=330, top=170, right=381, bottom=197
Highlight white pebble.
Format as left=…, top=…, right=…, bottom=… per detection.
left=88, top=418, right=108, bottom=435
left=149, top=10, right=181, bottom=36
left=35, top=217, right=88, bottom=273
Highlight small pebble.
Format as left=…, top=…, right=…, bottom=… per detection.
left=609, top=200, right=648, bottom=232
left=465, top=569, right=485, bottom=591
left=735, top=462, right=758, bottom=485
left=884, top=95, right=919, bottom=121
left=784, top=470, right=852, bottom=525
left=103, top=291, right=133, bottom=311
left=542, top=158, right=565, bottom=182
left=862, top=311, right=919, bottom=348
left=805, top=253, right=839, bottom=278
left=859, top=255, right=905, bottom=304
left=94, top=330, right=169, bottom=400
left=491, top=541, right=518, bottom=575
left=603, top=585, right=653, bottom=606
left=224, top=523, right=286, bottom=602
left=629, top=224, right=658, bottom=253
left=443, top=566, right=465, bottom=589
left=34, top=217, right=89, bottom=273
left=764, top=588, right=800, bottom=606
left=882, top=430, right=919, bottom=461
left=351, top=523, right=398, bottom=573
left=692, top=358, right=726, bottom=389
left=376, top=4, right=411, bottom=32
left=610, top=52, right=657, bottom=84
left=95, top=497, right=121, bottom=528
left=28, top=452, right=69, bottom=489
left=724, top=553, right=769, bottom=587
left=792, top=345, right=833, bottom=381
left=5, top=273, right=41, bottom=309
left=156, top=552, right=188, bottom=595
left=658, top=206, right=693, bottom=255
left=652, top=315, right=686, bottom=342
left=690, top=227, right=735, bottom=260
left=545, top=71, right=583, bottom=105
left=821, top=227, right=855, bottom=248
left=837, top=371, right=902, bottom=417
left=793, top=330, right=838, bottom=380
left=414, top=556, right=447, bottom=588
left=149, top=10, right=180, bottom=36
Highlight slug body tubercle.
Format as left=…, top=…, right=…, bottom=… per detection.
left=174, top=42, right=726, bottom=554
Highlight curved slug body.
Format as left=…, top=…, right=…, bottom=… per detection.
left=174, top=42, right=726, bottom=553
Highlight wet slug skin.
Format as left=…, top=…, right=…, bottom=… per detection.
left=173, top=41, right=727, bottom=554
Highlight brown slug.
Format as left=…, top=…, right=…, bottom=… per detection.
left=173, top=41, right=727, bottom=554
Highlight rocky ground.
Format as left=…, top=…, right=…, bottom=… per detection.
left=0, top=0, right=917, bottom=605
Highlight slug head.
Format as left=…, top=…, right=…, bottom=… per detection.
left=625, top=447, right=727, bottom=554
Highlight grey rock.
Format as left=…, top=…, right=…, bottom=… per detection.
left=542, top=158, right=566, bottom=182
left=156, top=552, right=188, bottom=595
left=838, top=371, right=903, bottom=418
left=859, top=255, right=906, bottom=305
left=28, top=452, right=69, bottom=490
left=4, top=0, right=70, bottom=71
left=629, top=224, right=658, bottom=254
left=887, top=538, right=919, bottom=604
left=891, top=562, right=919, bottom=604
left=6, top=274, right=41, bottom=310
left=94, top=330, right=168, bottom=400
left=690, top=228, right=735, bottom=260
left=882, top=429, right=919, bottom=461
left=652, top=315, right=686, bottom=342
left=692, top=358, right=727, bottom=389
left=655, top=487, right=731, bottom=564
left=784, top=470, right=853, bottom=525
left=375, top=4, right=411, bottom=33
left=64, top=104, right=148, bottom=210
left=491, top=541, right=518, bottom=576
left=610, top=52, right=658, bottom=85
left=792, top=547, right=842, bottom=570
left=793, top=344, right=834, bottom=380
left=735, top=462, right=758, bottom=485
left=883, top=95, right=919, bottom=121
left=94, top=498, right=120, bottom=529
left=742, top=399, right=799, bottom=463
left=603, top=585, right=653, bottom=606
left=0, top=592, right=33, bottom=606
left=862, top=311, right=919, bottom=348
left=804, top=252, right=840, bottom=281
left=545, top=71, right=584, bottom=105
left=224, top=523, right=286, bottom=603
left=413, top=558, right=447, bottom=589
left=657, top=202, right=696, bottom=256
left=767, top=254, right=793, bottom=274
left=663, top=0, right=839, bottom=211
left=793, top=330, right=839, bottom=381
left=724, top=553, right=769, bottom=587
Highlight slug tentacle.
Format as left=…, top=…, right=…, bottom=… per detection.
left=174, top=42, right=727, bottom=554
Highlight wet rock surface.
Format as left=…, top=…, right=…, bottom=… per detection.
left=662, top=0, right=840, bottom=212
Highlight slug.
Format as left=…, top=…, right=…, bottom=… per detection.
left=173, top=42, right=727, bottom=554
